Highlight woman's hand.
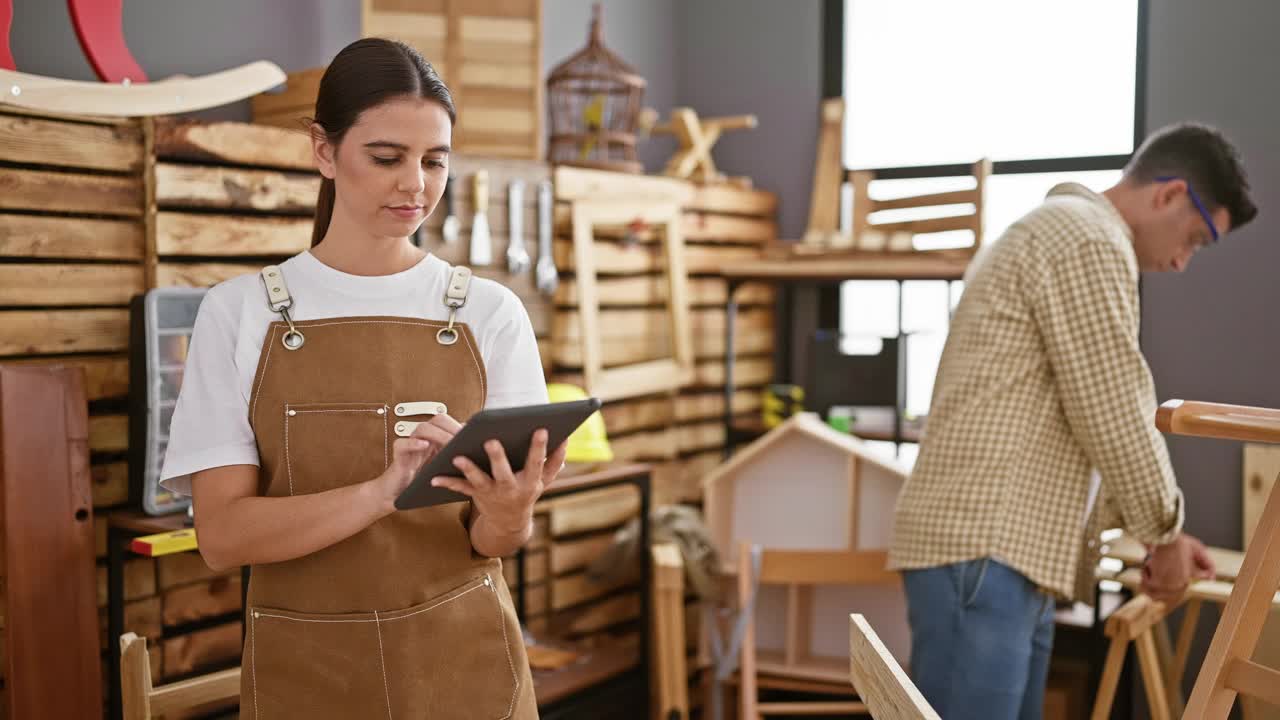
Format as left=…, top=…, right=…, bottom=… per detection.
left=368, top=414, right=463, bottom=514
left=431, top=428, right=569, bottom=535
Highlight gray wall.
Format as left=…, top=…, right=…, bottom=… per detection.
left=1142, top=0, right=1280, bottom=704
left=678, top=1, right=823, bottom=238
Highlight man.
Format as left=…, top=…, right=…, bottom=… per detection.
left=889, top=122, right=1257, bottom=720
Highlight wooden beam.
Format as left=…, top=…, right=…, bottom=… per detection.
left=149, top=667, right=241, bottom=719
left=871, top=188, right=979, bottom=212
left=849, top=614, right=941, bottom=719
left=0, top=309, right=129, bottom=356
left=0, top=167, right=141, bottom=216
left=549, top=533, right=615, bottom=575
left=553, top=166, right=692, bottom=204
left=154, top=162, right=320, bottom=213
left=0, top=264, right=143, bottom=306
left=156, top=262, right=262, bottom=289
left=690, top=183, right=777, bottom=217
left=153, top=118, right=315, bottom=171
left=1225, top=658, right=1280, bottom=708
left=156, top=212, right=312, bottom=256
left=870, top=213, right=976, bottom=236
left=0, top=112, right=143, bottom=172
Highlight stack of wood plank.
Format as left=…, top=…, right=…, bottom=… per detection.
left=255, top=0, right=544, bottom=160
left=546, top=166, right=777, bottom=507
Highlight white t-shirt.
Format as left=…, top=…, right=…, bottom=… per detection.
left=159, top=250, right=547, bottom=496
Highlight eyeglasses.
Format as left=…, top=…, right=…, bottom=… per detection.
left=1155, top=175, right=1220, bottom=244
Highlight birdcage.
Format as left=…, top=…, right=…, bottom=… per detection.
left=546, top=4, right=646, bottom=174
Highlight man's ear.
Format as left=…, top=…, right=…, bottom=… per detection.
left=311, top=123, right=336, bottom=180
left=1151, top=178, right=1185, bottom=210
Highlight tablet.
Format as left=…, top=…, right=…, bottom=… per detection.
left=395, top=397, right=602, bottom=510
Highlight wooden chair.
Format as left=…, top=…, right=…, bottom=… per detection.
left=119, top=632, right=239, bottom=720
left=736, top=541, right=901, bottom=718
left=848, top=614, right=939, bottom=720
left=1156, top=400, right=1280, bottom=718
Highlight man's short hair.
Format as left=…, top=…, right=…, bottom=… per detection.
left=1125, top=122, right=1258, bottom=232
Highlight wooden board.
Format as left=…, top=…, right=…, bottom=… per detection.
left=554, top=206, right=775, bottom=245
left=91, top=461, right=128, bottom=507
left=0, top=167, right=141, bottom=216
left=0, top=366, right=102, bottom=720
left=154, top=163, right=320, bottom=213
left=162, top=574, right=242, bottom=628
left=95, top=559, right=157, bottom=607
left=553, top=240, right=761, bottom=275
left=0, top=112, right=143, bottom=172
left=552, top=356, right=773, bottom=392
left=0, top=214, right=143, bottom=260
left=162, top=622, right=243, bottom=680
left=156, top=262, right=262, bottom=289
left=549, top=533, right=615, bottom=576
left=154, top=118, right=314, bottom=171
left=553, top=306, right=771, bottom=342
left=88, top=414, right=128, bottom=453
left=804, top=98, right=844, bottom=246
left=554, top=166, right=693, bottom=205
left=156, top=212, right=312, bottom=256
left=542, top=485, right=640, bottom=537
left=551, top=570, right=631, bottom=612
left=250, top=67, right=324, bottom=118
left=0, top=264, right=143, bottom=306
left=555, top=276, right=774, bottom=308
left=157, top=552, right=219, bottom=591
left=610, top=428, right=677, bottom=462
left=7, top=355, right=128, bottom=401
left=691, top=184, right=777, bottom=217
left=0, top=309, right=129, bottom=356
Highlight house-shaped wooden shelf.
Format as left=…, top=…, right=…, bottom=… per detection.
left=702, top=412, right=911, bottom=682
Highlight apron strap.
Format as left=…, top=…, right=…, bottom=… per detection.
left=437, top=265, right=473, bottom=346
left=261, top=265, right=305, bottom=350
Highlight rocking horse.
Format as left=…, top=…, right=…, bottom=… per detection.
left=0, top=0, right=284, bottom=116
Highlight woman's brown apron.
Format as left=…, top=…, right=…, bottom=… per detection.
left=239, top=263, right=538, bottom=719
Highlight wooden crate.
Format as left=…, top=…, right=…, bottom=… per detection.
left=254, top=0, right=544, bottom=159
left=547, top=166, right=777, bottom=484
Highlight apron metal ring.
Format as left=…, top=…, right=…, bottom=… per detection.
left=282, top=329, right=305, bottom=350
left=436, top=327, right=459, bottom=346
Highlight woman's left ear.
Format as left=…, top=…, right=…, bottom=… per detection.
left=310, top=123, right=337, bottom=180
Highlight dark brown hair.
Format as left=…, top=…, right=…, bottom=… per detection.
left=1125, top=122, right=1258, bottom=233
left=309, top=38, right=456, bottom=247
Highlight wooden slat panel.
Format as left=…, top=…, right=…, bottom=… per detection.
left=89, top=414, right=128, bottom=453
left=459, top=0, right=536, bottom=17
left=7, top=354, right=128, bottom=400
left=153, top=119, right=314, bottom=171
left=0, top=214, right=143, bottom=260
left=610, top=427, right=678, bottom=461
left=460, top=39, right=536, bottom=64
left=551, top=570, right=630, bottom=611
left=91, top=461, right=128, bottom=507
left=250, top=67, right=324, bottom=118
left=553, top=593, right=640, bottom=636
left=95, top=559, right=156, bottom=606
left=459, top=107, right=535, bottom=134
left=690, top=356, right=773, bottom=388
left=456, top=86, right=535, bottom=113
left=551, top=326, right=774, bottom=367
left=871, top=213, right=976, bottom=236
left=459, top=16, right=535, bottom=43
left=124, top=596, right=162, bottom=641
left=550, top=533, right=615, bottom=576
left=871, top=188, right=979, bottom=212
left=690, top=184, right=777, bottom=217
left=683, top=213, right=776, bottom=244
left=156, top=262, right=262, bottom=288
left=676, top=420, right=724, bottom=454
left=364, top=11, right=446, bottom=40
left=553, top=240, right=760, bottom=274
left=543, top=484, right=639, bottom=537
left=162, top=574, right=242, bottom=628
left=0, top=113, right=143, bottom=172
left=555, top=276, right=774, bottom=308
left=601, top=397, right=675, bottom=436
left=154, top=163, right=320, bottom=213
left=162, top=622, right=242, bottom=680
left=553, top=307, right=772, bottom=342
left=459, top=62, right=536, bottom=89
left=0, top=309, right=129, bottom=356
left=369, top=0, right=445, bottom=14
left=554, top=166, right=692, bottom=204
left=0, top=264, right=143, bottom=306
left=156, top=212, right=312, bottom=256
left=157, top=552, right=219, bottom=591
left=0, top=167, right=141, bottom=216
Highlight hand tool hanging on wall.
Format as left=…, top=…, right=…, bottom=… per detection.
left=506, top=179, right=531, bottom=274
left=441, top=173, right=460, bottom=244
left=470, top=171, right=492, bottom=266
left=535, top=179, right=558, bottom=295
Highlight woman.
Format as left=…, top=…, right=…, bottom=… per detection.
left=160, top=38, right=560, bottom=719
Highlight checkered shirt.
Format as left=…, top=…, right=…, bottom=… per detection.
left=888, top=183, right=1185, bottom=601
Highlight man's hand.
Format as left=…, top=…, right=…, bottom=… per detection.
left=1141, top=532, right=1216, bottom=604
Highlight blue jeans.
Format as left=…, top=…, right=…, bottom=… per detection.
left=902, top=558, right=1056, bottom=720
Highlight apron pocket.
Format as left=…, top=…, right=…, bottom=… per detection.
left=283, top=402, right=389, bottom=495
left=378, top=573, right=521, bottom=720
left=247, top=605, right=393, bottom=719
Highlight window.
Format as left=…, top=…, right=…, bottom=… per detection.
left=831, top=0, right=1143, bottom=466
